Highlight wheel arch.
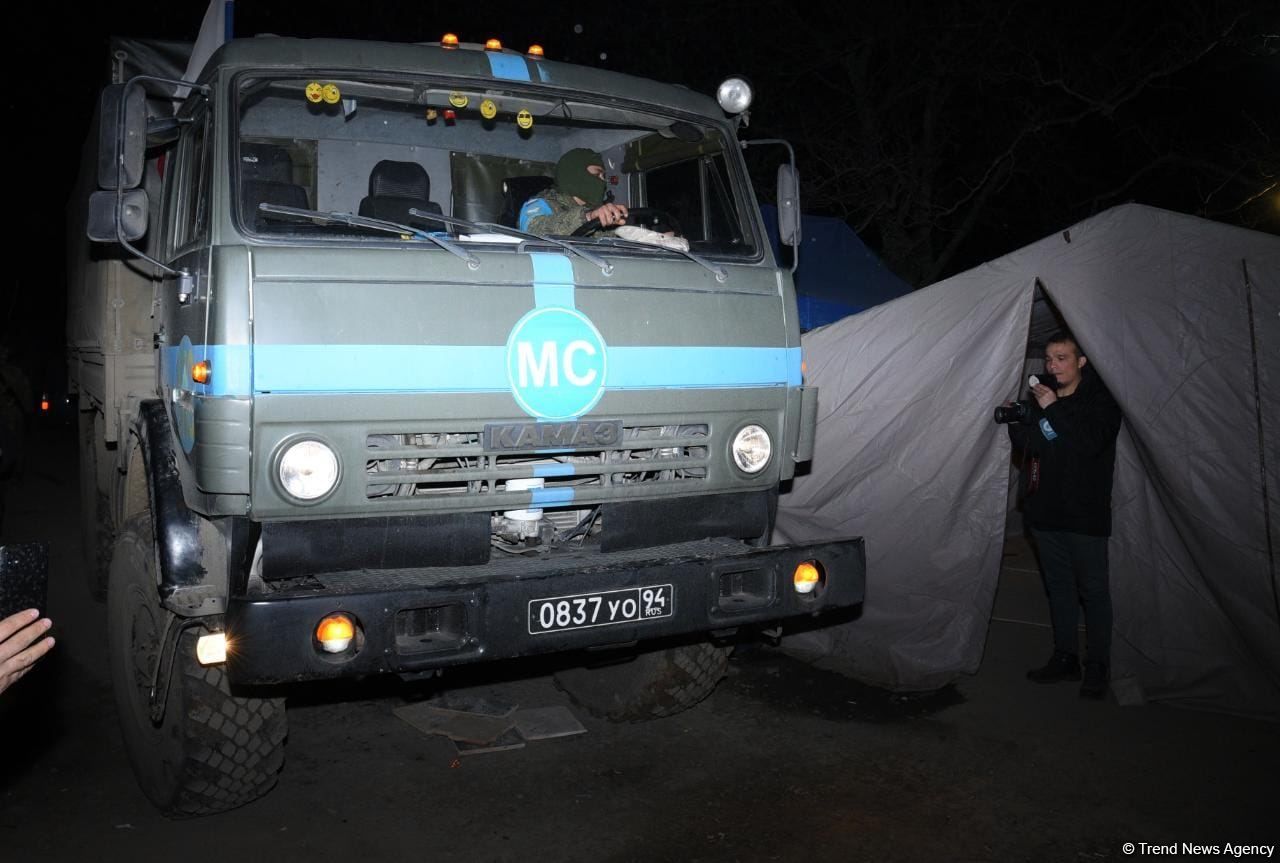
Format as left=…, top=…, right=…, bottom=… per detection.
left=130, top=400, right=207, bottom=598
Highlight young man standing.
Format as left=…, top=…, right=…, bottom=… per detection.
left=1008, top=332, right=1123, bottom=698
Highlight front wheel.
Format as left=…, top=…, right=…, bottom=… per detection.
left=108, top=512, right=287, bottom=817
left=554, top=641, right=729, bottom=722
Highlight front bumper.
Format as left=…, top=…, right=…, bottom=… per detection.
left=224, top=536, right=865, bottom=685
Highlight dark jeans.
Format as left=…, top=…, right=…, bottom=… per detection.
left=1030, top=528, right=1112, bottom=665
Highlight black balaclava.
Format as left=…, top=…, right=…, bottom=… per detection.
left=556, top=148, right=606, bottom=206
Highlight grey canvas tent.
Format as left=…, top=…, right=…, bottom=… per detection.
left=776, top=204, right=1280, bottom=719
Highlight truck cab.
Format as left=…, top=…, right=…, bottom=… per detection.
left=72, top=35, right=865, bottom=816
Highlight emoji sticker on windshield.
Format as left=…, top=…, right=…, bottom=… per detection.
left=480, top=99, right=498, bottom=119
left=516, top=109, right=534, bottom=130
left=305, top=82, right=324, bottom=103
left=449, top=92, right=469, bottom=108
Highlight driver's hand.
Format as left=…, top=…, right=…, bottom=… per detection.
left=586, top=203, right=629, bottom=227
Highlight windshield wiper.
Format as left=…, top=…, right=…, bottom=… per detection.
left=587, top=236, right=728, bottom=283
left=256, top=204, right=480, bottom=269
left=409, top=209, right=614, bottom=277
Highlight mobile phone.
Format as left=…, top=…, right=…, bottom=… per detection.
left=0, top=543, right=49, bottom=621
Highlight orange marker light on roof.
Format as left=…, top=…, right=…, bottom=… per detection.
left=527, top=44, right=545, bottom=57
left=40, top=396, right=50, bottom=412
left=484, top=38, right=503, bottom=51
left=441, top=33, right=459, bottom=48
left=191, top=361, right=212, bottom=385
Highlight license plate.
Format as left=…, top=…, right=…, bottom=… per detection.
left=528, top=584, right=674, bottom=635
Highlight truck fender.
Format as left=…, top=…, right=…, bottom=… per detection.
left=134, top=400, right=206, bottom=600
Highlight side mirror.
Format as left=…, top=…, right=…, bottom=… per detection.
left=87, top=189, right=149, bottom=243
left=97, top=84, right=147, bottom=190
left=776, top=163, right=801, bottom=247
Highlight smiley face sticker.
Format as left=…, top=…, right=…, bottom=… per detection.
left=449, top=91, right=469, bottom=108
left=480, top=99, right=498, bottom=119
left=321, top=83, right=341, bottom=104
left=516, top=109, right=534, bottom=130
left=305, top=82, right=324, bottom=103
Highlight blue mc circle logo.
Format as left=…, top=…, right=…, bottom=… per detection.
left=505, top=307, right=608, bottom=420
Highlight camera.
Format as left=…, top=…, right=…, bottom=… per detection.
left=994, top=400, right=1031, bottom=424
left=994, top=373, right=1058, bottom=424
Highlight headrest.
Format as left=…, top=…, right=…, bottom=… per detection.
left=368, top=160, right=430, bottom=200
left=240, top=142, right=294, bottom=184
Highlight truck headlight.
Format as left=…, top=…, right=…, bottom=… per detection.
left=731, top=424, right=771, bottom=474
left=278, top=439, right=340, bottom=501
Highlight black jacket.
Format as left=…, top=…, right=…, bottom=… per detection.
left=1008, top=368, right=1123, bottom=536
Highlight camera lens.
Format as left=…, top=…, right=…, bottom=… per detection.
left=994, top=401, right=1030, bottom=425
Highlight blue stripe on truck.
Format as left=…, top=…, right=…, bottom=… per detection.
left=530, top=252, right=576, bottom=309
left=487, top=53, right=532, bottom=81
left=167, top=344, right=800, bottom=396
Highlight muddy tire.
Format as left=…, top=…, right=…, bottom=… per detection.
left=108, top=513, right=287, bottom=817
left=78, top=408, right=114, bottom=601
left=554, top=641, right=730, bottom=722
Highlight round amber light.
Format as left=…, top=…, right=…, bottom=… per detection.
left=793, top=561, right=822, bottom=595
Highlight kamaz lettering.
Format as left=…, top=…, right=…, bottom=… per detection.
left=483, top=420, right=622, bottom=451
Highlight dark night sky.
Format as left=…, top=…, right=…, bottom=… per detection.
left=6, top=1, right=1278, bottom=393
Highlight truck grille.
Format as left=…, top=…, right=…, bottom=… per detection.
left=364, top=424, right=710, bottom=500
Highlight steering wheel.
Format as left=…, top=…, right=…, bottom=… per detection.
left=570, top=207, right=683, bottom=238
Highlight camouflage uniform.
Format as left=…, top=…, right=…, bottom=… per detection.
left=518, top=187, right=593, bottom=235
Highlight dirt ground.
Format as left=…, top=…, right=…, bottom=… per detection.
left=2, top=422, right=1276, bottom=862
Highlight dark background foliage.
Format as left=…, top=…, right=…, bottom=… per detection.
left=5, top=1, right=1277, bottom=388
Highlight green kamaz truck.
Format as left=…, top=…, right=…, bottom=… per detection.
left=69, top=34, right=865, bottom=816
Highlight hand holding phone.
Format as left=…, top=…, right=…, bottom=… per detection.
left=1, top=608, right=54, bottom=695
left=0, top=542, right=54, bottom=693
left=0, top=543, right=48, bottom=620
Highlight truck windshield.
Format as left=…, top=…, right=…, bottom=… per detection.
left=235, top=73, right=759, bottom=258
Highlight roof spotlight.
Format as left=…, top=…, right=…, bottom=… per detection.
left=716, top=77, right=753, bottom=114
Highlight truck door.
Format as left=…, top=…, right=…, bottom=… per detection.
left=157, top=97, right=214, bottom=459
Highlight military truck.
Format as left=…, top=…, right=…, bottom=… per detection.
left=69, top=34, right=865, bottom=816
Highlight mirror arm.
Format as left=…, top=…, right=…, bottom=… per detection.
left=113, top=75, right=211, bottom=279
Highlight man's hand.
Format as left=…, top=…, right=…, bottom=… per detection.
left=1031, top=383, right=1058, bottom=409
left=585, top=202, right=629, bottom=227
left=0, top=609, right=54, bottom=695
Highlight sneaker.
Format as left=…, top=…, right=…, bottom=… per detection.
left=1080, top=661, right=1109, bottom=699
left=1026, top=650, right=1081, bottom=683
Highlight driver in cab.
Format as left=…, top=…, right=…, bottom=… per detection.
left=519, top=148, right=627, bottom=235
